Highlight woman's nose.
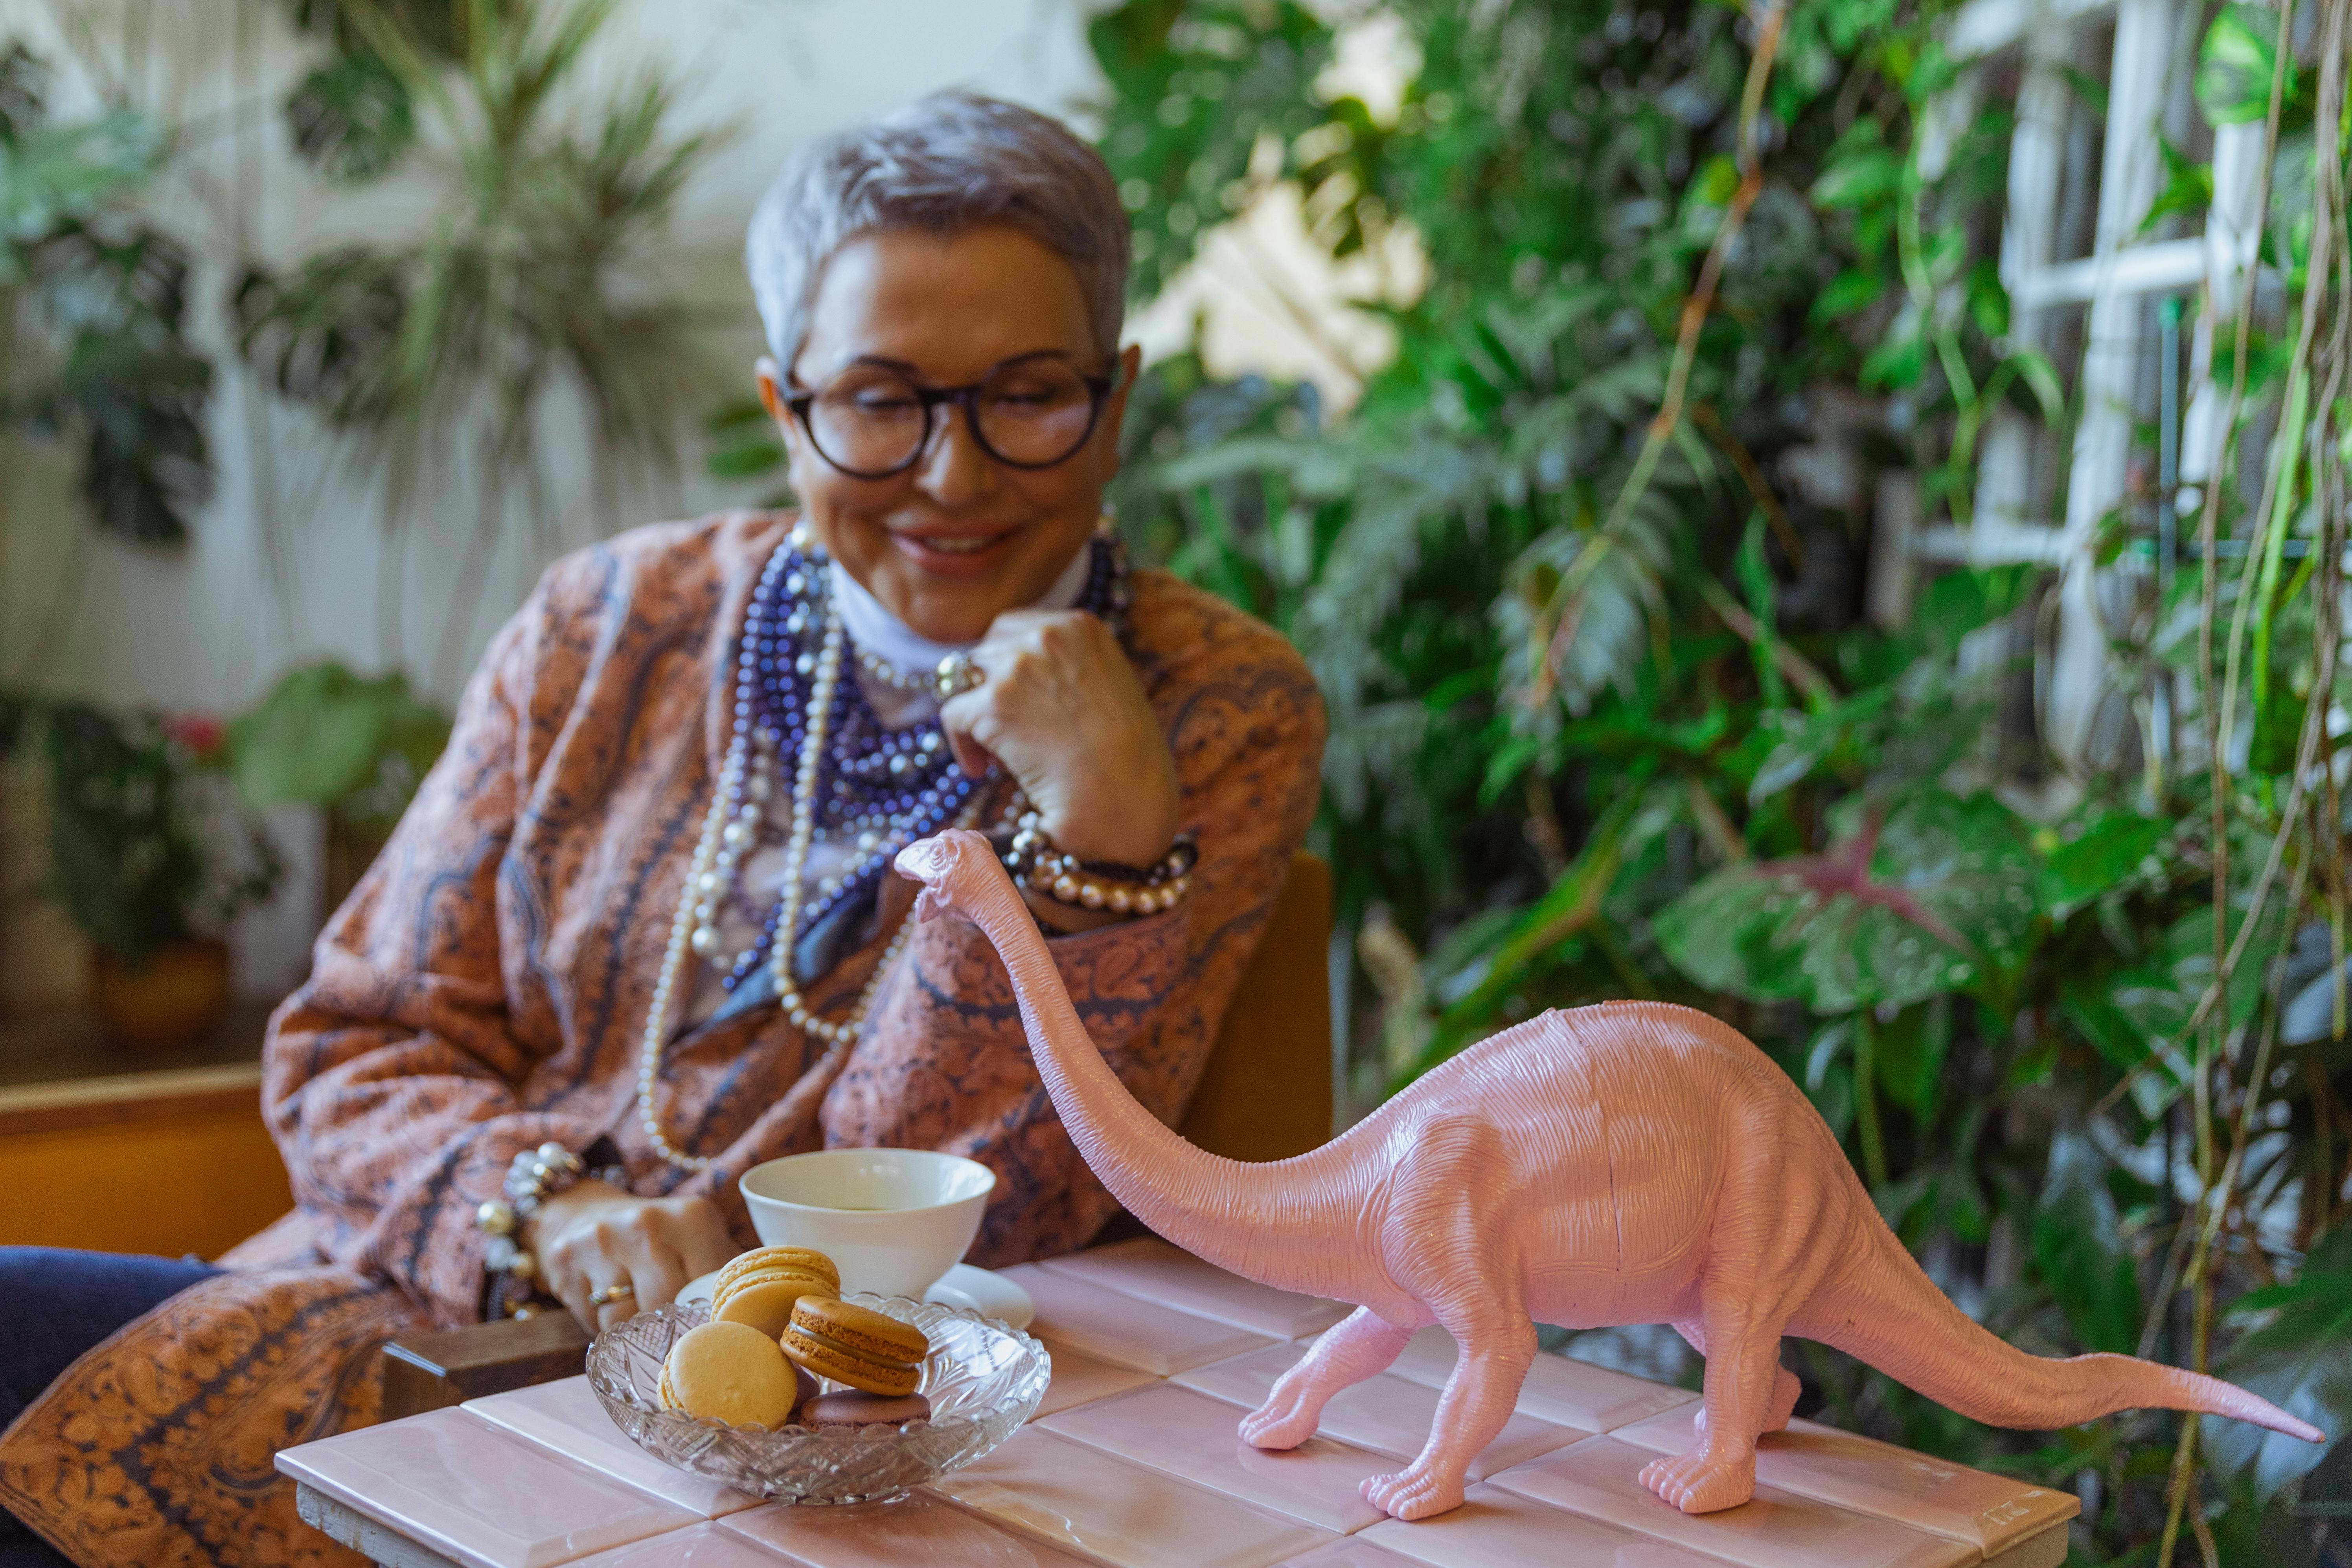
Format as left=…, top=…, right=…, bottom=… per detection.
left=914, top=404, right=993, bottom=504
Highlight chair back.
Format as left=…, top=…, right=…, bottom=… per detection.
left=1176, top=851, right=1333, bottom=1162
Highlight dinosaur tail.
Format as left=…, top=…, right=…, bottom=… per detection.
left=1799, top=1209, right=2322, bottom=1444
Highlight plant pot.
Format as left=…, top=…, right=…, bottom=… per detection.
left=88, top=937, right=232, bottom=1049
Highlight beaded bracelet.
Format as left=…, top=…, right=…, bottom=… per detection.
left=476, top=1142, right=627, bottom=1320
left=1002, top=808, right=1198, bottom=916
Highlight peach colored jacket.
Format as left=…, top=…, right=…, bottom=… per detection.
left=0, top=513, right=1324, bottom=1568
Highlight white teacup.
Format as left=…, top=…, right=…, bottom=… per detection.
left=739, top=1148, right=996, bottom=1300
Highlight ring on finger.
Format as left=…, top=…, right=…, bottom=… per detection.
left=588, top=1282, right=635, bottom=1307
left=934, top=652, right=986, bottom=700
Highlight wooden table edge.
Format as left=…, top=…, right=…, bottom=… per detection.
left=0, top=1061, right=264, bottom=1136
left=294, top=1483, right=466, bottom=1568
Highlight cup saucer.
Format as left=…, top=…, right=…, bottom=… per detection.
left=676, top=1259, right=1033, bottom=1331
left=923, top=1263, right=1035, bottom=1330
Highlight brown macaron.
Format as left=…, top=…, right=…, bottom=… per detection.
left=780, top=1297, right=930, bottom=1398
left=658, top=1320, right=801, bottom=1428
left=798, top=1390, right=931, bottom=1433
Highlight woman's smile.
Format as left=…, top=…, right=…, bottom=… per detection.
left=887, top=520, right=1027, bottom=574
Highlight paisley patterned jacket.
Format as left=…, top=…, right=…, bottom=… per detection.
left=0, top=512, right=1325, bottom=1568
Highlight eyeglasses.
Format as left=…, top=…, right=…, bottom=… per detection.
left=784, top=352, right=1115, bottom=480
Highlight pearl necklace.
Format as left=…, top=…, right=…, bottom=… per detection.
left=854, top=642, right=933, bottom=695
left=636, top=579, right=982, bottom=1174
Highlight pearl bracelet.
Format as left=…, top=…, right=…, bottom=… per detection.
left=1002, top=809, right=1198, bottom=916
left=477, top=1141, right=626, bottom=1320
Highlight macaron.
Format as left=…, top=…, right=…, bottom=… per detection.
left=781, top=1297, right=930, bottom=1398
left=657, top=1320, right=802, bottom=1428
left=711, top=1249, right=840, bottom=1339
left=713, top=1247, right=840, bottom=1301
left=798, top=1390, right=931, bottom=1433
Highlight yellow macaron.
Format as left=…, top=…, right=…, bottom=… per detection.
left=780, top=1296, right=929, bottom=1398
left=712, top=1261, right=838, bottom=1340
left=713, top=1247, right=839, bottom=1301
left=657, top=1320, right=802, bottom=1428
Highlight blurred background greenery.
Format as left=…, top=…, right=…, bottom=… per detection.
left=2, top=0, right=2349, bottom=1559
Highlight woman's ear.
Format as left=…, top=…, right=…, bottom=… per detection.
left=757, top=355, right=818, bottom=496
left=1095, top=343, right=1147, bottom=480
left=755, top=356, right=789, bottom=425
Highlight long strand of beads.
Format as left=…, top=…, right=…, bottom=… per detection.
left=638, top=752, right=740, bottom=1171
left=637, top=594, right=983, bottom=1171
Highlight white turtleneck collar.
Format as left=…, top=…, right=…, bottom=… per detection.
left=827, top=539, right=1094, bottom=672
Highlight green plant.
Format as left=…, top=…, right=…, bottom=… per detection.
left=235, top=0, right=723, bottom=684
left=1094, top=0, right=2352, bottom=1557
left=0, top=697, right=281, bottom=963
left=226, top=660, right=451, bottom=824
left=0, top=41, right=212, bottom=547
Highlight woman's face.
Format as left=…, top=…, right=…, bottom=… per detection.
left=758, top=224, right=1142, bottom=645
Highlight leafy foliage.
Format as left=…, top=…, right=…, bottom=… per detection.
left=226, top=661, right=451, bottom=824
left=1089, top=0, right=1334, bottom=303
left=14, top=702, right=281, bottom=961
left=276, top=0, right=458, bottom=181
left=2213, top=1225, right=2352, bottom=1505
left=1655, top=789, right=2035, bottom=1016
left=238, top=0, right=721, bottom=679
left=0, top=43, right=212, bottom=545
left=1093, top=0, right=2352, bottom=1555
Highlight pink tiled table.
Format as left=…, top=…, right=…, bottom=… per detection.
left=279, top=1238, right=2077, bottom=1568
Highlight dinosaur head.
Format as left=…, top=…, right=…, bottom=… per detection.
left=894, top=828, right=1006, bottom=925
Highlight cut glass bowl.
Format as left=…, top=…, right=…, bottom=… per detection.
left=586, top=1295, right=1048, bottom=1505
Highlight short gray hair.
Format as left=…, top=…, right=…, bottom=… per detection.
left=745, top=92, right=1131, bottom=377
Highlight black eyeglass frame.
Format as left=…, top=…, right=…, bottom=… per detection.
left=783, top=350, right=1118, bottom=481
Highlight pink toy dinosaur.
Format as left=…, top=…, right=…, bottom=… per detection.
left=896, top=829, right=2323, bottom=1520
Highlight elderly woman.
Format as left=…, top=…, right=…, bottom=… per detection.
left=0, top=93, right=1323, bottom=1568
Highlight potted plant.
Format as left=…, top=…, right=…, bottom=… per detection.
left=15, top=700, right=282, bottom=1046
left=226, top=661, right=450, bottom=914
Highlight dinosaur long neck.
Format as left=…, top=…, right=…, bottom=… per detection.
left=956, top=869, right=1369, bottom=1301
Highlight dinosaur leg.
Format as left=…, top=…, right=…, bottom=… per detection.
left=1670, top=1319, right=1799, bottom=1438
left=1640, top=1298, right=1786, bottom=1513
left=1361, top=1119, right=1535, bottom=1521
left=1241, top=1308, right=1412, bottom=1450
left=1362, top=1288, right=1536, bottom=1520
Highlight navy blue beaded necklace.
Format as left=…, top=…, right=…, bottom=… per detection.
left=705, top=530, right=1131, bottom=993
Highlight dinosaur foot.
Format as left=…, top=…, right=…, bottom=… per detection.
left=1690, top=1369, right=1802, bottom=1439
left=1238, top=1394, right=1320, bottom=1451
left=1639, top=1447, right=1758, bottom=1515
left=1361, top=1463, right=1467, bottom=1521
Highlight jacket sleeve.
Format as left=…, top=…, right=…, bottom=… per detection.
left=261, top=578, right=605, bottom=1327
left=818, top=631, right=1327, bottom=1265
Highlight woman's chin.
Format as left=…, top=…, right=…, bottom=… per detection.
left=859, top=523, right=1090, bottom=642
left=881, top=568, right=1025, bottom=646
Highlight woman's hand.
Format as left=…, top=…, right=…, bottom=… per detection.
left=523, top=1183, right=737, bottom=1334
left=940, top=608, right=1180, bottom=872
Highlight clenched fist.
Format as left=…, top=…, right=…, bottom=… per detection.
left=940, top=607, right=1179, bottom=875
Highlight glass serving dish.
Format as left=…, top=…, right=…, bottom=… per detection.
left=586, top=1295, right=1048, bottom=1505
